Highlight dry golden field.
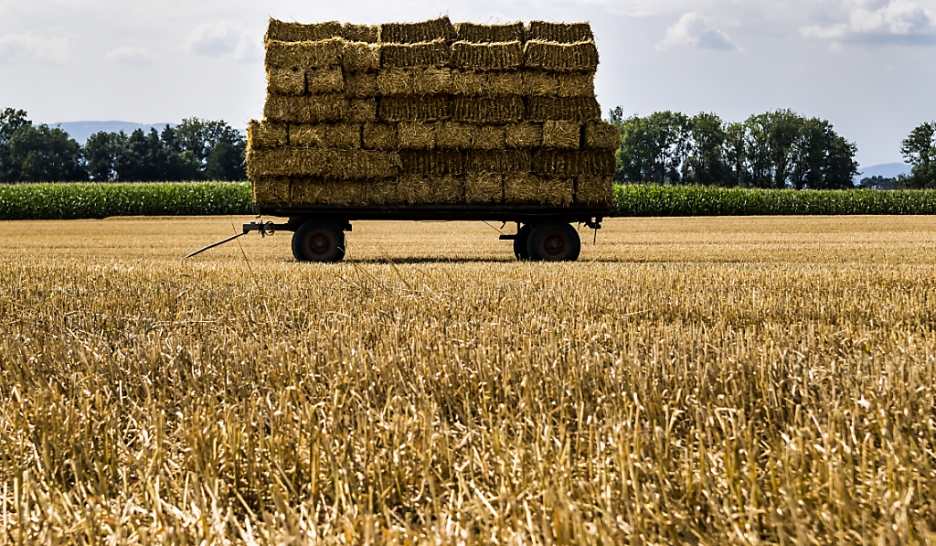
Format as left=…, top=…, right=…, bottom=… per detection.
left=1, top=216, right=936, bottom=545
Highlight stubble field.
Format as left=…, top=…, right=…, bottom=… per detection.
left=1, top=216, right=935, bottom=545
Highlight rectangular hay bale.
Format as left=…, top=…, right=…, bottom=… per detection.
left=451, top=70, right=487, bottom=95
left=452, top=96, right=523, bottom=123
left=455, top=22, right=525, bottom=43
left=504, top=174, right=573, bottom=206
left=525, top=21, right=594, bottom=43
left=470, top=125, right=506, bottom=149
left=556, top=73, right=595, bottom=98
left=362, top=180, right=403, bottom=205
left=398, top=122, right=436, bottom=149
left=415, top=67, right=453, bottom=95
left=525, top=97, right=600, bottom=122
left=532, top=150, right=616, bottom=177
left=465, top=172, right=503, bottom=204
left=523, top=40, right=599, bottom=72
left=343, top=23, right=379, bottom=44
left=398, top=174, right=464, bottom=205
left=252, top=176, right=292, bottom=204
left=583, top=121, right=620, bottom=150
left=378, top=97, right=451, bottom=122
left=435, top=122, right=472, bottom=149
left=265, top=39, right=343, bottom=69
left=345, top=73, right=379, bottom=97
left=306, top=66, right=345, bottom=94
left=248, top=148, right=400, bottom=180
left=379, top=16, right=455, bottom=44
left=343, top=42, right=381, bottom=72
left=264, top=95, right=347, bottom=123
left=450, top=41, right=523, bottom=71
left=291, top=179, right=364, bottom=206
left=487, top=72, right=523, bottom=96
left=399, top=150, right=466, bottom=174
left=347, top=98, right=377, bottom=122
left=541, top=121, right=581, bottom=149
left=521, top=71, right=558, bottom=96
left=363, top=123, right=398, bottom=149
left=267, top=67, right=305, bottom=96
left=247, top=120, right=288, bottom=149
left=288, top=124, right=326, bottom=147
left=380, top=40, right=450, bottom=67
left=505, top=123, right=543, bottom=148
left=575, top=175, right=613, bottom=207
left=266, top=20, right=343, bottom=43
left=466, top=150, right=531, bottom=172
left=377, top=68, right=416, bottom=95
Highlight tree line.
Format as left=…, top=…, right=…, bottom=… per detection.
left=0, top=108, right=247, bottom=183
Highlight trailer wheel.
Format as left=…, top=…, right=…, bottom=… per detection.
left=513, top=224, right=532, bottom=260
left=527, top=222, right=581, bottom=262
left=292, top=220, right=345, bottom=263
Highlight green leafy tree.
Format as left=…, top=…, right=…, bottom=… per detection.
left=900, top=122, right=936, bottom=188
left=84, top=131, right=128, bottom=181
left=171, top=118, right=246, bottom=180
left=1, top=109, right=86, bottom=182
left=615, top=110, right=691, bottom=183
left=686, top=112, right=730, bottom=186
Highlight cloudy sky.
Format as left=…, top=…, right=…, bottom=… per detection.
left=1, top=0, right=934, bottom=167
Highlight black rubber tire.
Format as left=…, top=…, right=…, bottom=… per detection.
left=291, top=220, right=346, bottom=263
left=526, top=222, right=581, bottom=262
left=513, top=224, right=532, bottom=260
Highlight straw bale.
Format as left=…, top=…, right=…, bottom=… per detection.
left=379, top=16, right=455, bottom=44
left=343, top=23, right=379, bottom=44
left=525, top=21, right=594, bottom=43
left=435, top=122, right=472, bottom=149
left=470, top=125, right=506, bottom=149
left=465, top=172, right=503, bottom=204
left=288, top=124, right=326, bottom=147
left=377, top=68, right=416, bottom=95
left=583, top=121, right=620, bottom=150
left=347, top=99, right=378, bottom=123
left=532, top=150, right=615, bottom=176
left=306, top=66, right=345, bottom=94
left=307, top=95, right=349, bottom=122
left=451, top=70, right=487, bottom=95
left=450, top=41, right=523, bottom=71
left=505, top=123, right=543, bottom=148
left=524, top=40, right=599, bottom=72
left=265, top=95, right=347, bottom=123
left=525, top=97, right=600, bottom=122
left=362, top=180, right=403, bottom=205
left=343, top=42, right=381, bottom=72
left=504, top=174, right=573, bottom=206
left=248, top=149, right=400, bottom=180
left=415, top=68, right=453, bottom=95
left=556, top=73, right=595, bottom=97
left=247, top=120, right=288, bottom=149
left=400, top=150, right=466, bottom=174
left=452, top=97, right=523, bottom=123
left=521, top=71, right=558, bottom=96
left=252, top=176, right=292, bottom=204
left=345, top=73, right=379, bottom=97
left=541, top=121, right=581, bottom=150
left=267, top=67, right=305, bottom=96
left=466, top=150, right=532, bottom=173
left=487, top=72, right=523, bottom=96
left=291, top=179, right=364, bottom=206
left=398, top=174, right=463, bottom=205
left=324, top=124, right=362, bottom=148
left=363, top=123, right=398, bottom=149
left=455, top=22, right=524, bottom=43
left=575, top=175, right=613, bottom=206
left=266, top=20, right=343, bottom=43
left=378, top=97, right=451, bottom=122
left=398, top=122, right=436, bottom=149
left=380, top=40, right=450, bottom=68
left=266, top=39, right=343, bottom=69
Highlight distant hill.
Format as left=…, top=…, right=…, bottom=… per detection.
left=857, top=163, right=911, bottom=180
left=51, top=121, right=173, bottom=145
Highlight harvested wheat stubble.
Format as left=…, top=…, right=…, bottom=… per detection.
left=381, top=41, right=450, bottom=68
left=465, top=172, right=503, bottom=204
left=267, top=67, right=305, bottom=96
left=505, top=173, right=574, bottom=206
left=450, top=41, right=523, bottom=71
left=505, top=123, right=543, bottom=148
left=398, top=173, right=463, bottom=204
left=541, top=121, right=581, bottom=149
left=524, top=41, right=599, bottom=72
left=378, top=97, right=451, bottom=122
left=379, top=16, right=455, bottom=44
left=289, top=124, right=361, bottom=149
left=291, top=179, right=364, bottom=205
left=435, top=122, right=472, bottom=149
left=526, top=20, right=594, bottom=43
left=347, top=98, right=378, bottom=123
left=398, top=122, right=435, bottom=149
left=266, top=19, right=343, bottom=43
left=575, top=174, right=613, bottom=206
left=455, top=22, right=525, bottom=43
left=345, top=73, right=379, bottom=97
left=584, top=121, right=620, bottom=150
left=470, top=125, right=507, bottom=149
left=525, top=97, right=600, bottom=122
left=467, top=150, right=532, bottom=172
left=248, top=148, right=400, bottom=180
left=400, top=150, right=465, bottom=174
left=252, top=176, right=291, bottom=203
left=557, top=73, right=595, bottom=98
left=361, top=180, right=401, bottom=205
left=521, top=71, right=558, bottom=96
left=453, top=97, right=523, bottom=123
left=264, top=95, right=346, bottom=123
left=247, top=121, right=288, bottom=149
left=305, top=66, right=345, bottom=94
left=363, top=123, right=398, bottom=149
left=342, top=42, right=381, bottom=72
left=533, top=150, right=615, bottom=176
left=343, top=23, right=379, bottom=44
left=265, top=39, right=342, bottom=69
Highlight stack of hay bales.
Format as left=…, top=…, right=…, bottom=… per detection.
left=247, top=17, right=619, bottom=209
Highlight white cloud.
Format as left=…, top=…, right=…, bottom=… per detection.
left=105, top=46, right=158, bottom=65
left=186, top=20, right=261, bottom=62
left=0, top=32, right=71, bottom=63
left=658, top=12, right=738, bottom=50
left=802, top=0, right=936, bottom=45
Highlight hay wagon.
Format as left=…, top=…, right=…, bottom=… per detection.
left=194, top=17, right=619, bottom=262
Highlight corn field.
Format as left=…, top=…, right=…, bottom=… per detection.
left=1, top=216, right=935, bottom=544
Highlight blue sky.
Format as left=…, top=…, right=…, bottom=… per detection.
left=1, top=0, right=934, bottom=166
